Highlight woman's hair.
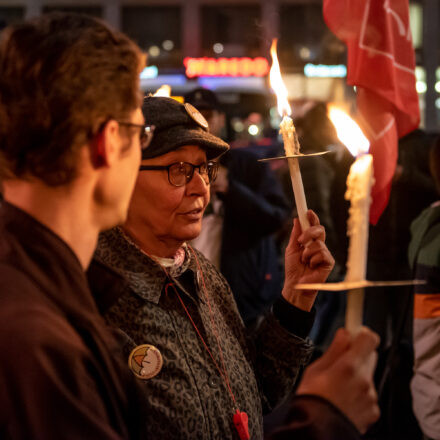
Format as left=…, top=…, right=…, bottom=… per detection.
left=0, top=12, right=145, bottom=185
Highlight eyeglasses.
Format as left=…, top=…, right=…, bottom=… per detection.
left=139, top=161, right=219, bottom=187
left=117, top=122, right=155, bottom=150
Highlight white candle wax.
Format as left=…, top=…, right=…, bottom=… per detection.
left=279, top=115, right=310, bottom=231
left=344, top=153, right=374, bottom=334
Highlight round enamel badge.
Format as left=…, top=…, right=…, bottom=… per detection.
left=184, top=103, right=209, bottom=129
left=128, top=344, right=163, bottom=380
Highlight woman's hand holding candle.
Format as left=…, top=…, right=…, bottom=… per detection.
left=282, top=210, right=335, bottom=311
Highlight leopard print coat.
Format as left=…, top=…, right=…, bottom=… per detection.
left=91, top=228, right=313, bottom=440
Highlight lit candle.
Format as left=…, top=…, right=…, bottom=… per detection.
left=328, top=107, right=372, bottom=334
left=269, top=40, right=310, bottom=231
left=345, top=155, right=374, bottom=283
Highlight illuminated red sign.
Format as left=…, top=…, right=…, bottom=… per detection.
left=184, top=57, right=270, bottom=78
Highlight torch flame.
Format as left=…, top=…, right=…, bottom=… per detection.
left=269, top=39, right=291, bottom=118
left=153, top=84, right=171, bottom=97
left=328, top=106, right=370, bottom=157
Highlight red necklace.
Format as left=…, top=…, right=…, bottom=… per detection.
left=163, top=245, right=250, bottom=440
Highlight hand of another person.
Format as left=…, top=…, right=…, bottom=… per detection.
left=210, top=164, right=228, bottom=195
left=296, top=327, right=380, bottom=434
left=282, top=210, right=335, bottom=311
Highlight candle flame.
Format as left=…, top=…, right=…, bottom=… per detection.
left=328, top=106, right=369, bottom=156
left=153, top=84, right=171, bottom=97
left=269, top=39, right=291, bottom=117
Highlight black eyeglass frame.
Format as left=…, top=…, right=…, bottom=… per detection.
left=139, top=161, right=219, bottom=187
left=117, top=122, right=155, bottom=150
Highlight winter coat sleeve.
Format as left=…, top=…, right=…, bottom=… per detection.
left=0, top=300, right=125, bottom=440
left=267, top=395, right=360, bottom=440
left=210, top=257, right=315, bottom=414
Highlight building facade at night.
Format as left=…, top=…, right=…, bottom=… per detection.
left=0, top=0, right=437, bottom=130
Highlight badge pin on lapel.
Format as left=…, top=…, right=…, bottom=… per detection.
left=128, top=344, right=163, bottom=380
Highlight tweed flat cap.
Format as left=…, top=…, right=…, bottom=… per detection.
left=141, top=96, right=229, bottom=160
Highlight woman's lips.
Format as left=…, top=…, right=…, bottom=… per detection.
left=179, top=207, right=203, bottom=220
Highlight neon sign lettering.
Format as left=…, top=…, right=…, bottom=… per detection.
left=184, top=57, right=270, bottom=78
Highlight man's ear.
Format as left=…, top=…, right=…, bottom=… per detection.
left=91, top=120, right=120, bottom=168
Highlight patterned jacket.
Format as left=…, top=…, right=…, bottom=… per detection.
left=89, top=227, right=314, bottom=440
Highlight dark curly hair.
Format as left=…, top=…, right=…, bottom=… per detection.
left=0, top=12, right=145, bottom=185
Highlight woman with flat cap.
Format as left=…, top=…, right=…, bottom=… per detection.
left=88, top=96, right=338, bottom=439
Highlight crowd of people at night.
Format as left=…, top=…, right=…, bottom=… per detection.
left=0, top=11, right=438, bottom=440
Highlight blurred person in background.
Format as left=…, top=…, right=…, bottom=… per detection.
left=87, top=96, right=382, bottom=440
left=185, top=87, right=290, bottom=327
left=409, top=137, right=440, bottom=440
left=366, top=129, right=438, bottom=351
left=364, top=129, right=437, bottom=439
left=0, top=12, right=149, bottom=438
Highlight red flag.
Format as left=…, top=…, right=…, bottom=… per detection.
left=323, top=0, right=420, bottom=224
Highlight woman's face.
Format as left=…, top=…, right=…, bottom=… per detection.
left=125, top=145, right=210, bottom=251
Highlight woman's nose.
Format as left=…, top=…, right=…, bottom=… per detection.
left=186, top=168, right=209, bottom=195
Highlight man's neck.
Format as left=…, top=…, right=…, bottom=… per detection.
left=3, top=180, right=99, bottom=270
